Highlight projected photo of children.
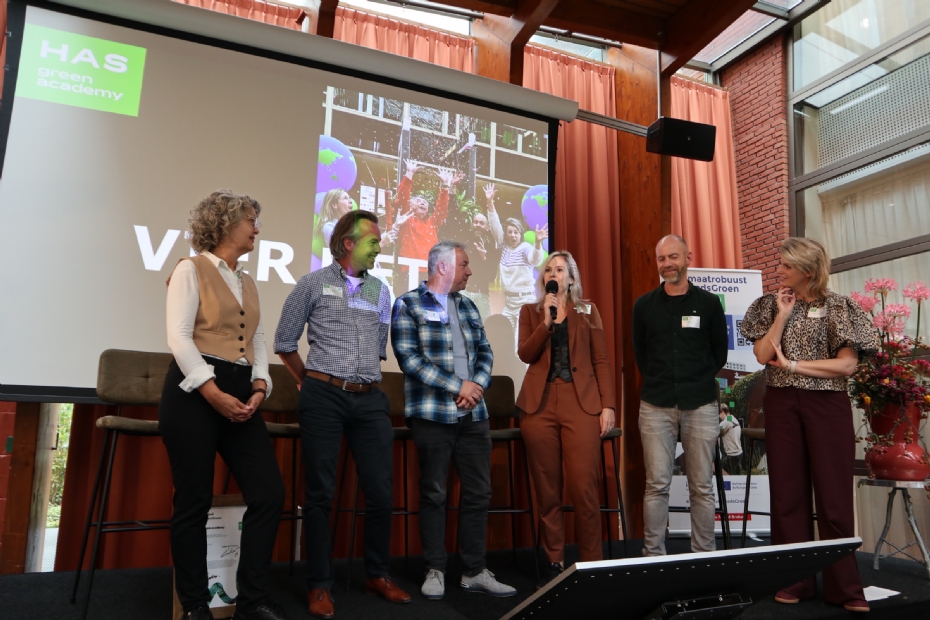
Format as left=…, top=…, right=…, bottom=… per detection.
left=310, top=86, right=550, bottom=341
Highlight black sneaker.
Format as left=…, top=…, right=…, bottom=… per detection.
left=184, top=607, right=214, bottom=620
left=535, top=562, right=564, bottom=590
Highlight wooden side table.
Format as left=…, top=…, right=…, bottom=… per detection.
left=858, top=478, right=930, bottom=579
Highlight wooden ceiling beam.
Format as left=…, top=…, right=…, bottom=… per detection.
left=305, top=0, right=339, bottom=38
left=544, top=0, right=665, bottom=49
left=473, top=0, right=561, bottom=84
left=659, top=0, right=758, bottom=76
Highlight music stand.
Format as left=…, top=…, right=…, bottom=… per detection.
left=500, top=537, right=862, bottom=620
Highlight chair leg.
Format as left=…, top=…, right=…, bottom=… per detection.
left=741, top=438, right=755, bottom=548
left=330, top=445, right=350, bottom=582
left=71, top=427, right=112, bottom=603
left=80, top=430, right=120, bottom=620
left=402, top=439, right=409, bottom=565
left=520, top=441, right=539, bottom=582
left=714, top=441, right=730, bottom=550
left=612, top=437, right=628, bottom=558
left=507, top=441, right=517, bottom=565
left=347, top=477, right=361, bottom=591
left=289, top=437, right=298, bottom=574
left=600, top=440, right=613, bottom=559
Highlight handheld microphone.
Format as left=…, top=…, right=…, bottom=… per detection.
left=545, top=280, right=559, bottom=321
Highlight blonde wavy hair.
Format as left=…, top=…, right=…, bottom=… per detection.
left=189, top=190, right=261, bottom=253
left=535, top=250, right=586, bottom=309
left=780, top=237, right=830, bottom=299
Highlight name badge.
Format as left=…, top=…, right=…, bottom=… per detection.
left=424, top=310, right=442, bottom=323
left=682, top=316, right=701, bottom=329
left=576, top=303, right=591, bottom=315
left=323, top=284, right=343, bottom=298
left=808, top=307, right=827, bottom=319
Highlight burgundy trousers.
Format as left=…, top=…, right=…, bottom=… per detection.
left=764, top=386, right=864, bottom=605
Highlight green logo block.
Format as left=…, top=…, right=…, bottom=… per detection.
left=238, top=521, right=243, bottom=531
left=16, top=24, right=147, bottom=116
left=716, top=293, right=726, bottom=312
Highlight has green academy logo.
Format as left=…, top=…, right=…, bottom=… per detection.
left=16, top=24, right=147, bottom=116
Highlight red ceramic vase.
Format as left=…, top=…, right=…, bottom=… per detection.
left=865, top=402, right=930, bottom=481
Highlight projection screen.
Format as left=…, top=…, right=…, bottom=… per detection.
left=0, top=1, right=564, bottom=401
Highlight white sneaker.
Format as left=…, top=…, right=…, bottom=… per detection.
left=421, top=568, right=445, bottom=600
left=460, top=569, right=517, bottom=597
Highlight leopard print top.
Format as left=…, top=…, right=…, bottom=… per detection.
left=740, top=291, right=880, bottom=391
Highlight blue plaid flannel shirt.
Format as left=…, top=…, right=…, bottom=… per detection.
left=391, top=282, right=493, bottom=423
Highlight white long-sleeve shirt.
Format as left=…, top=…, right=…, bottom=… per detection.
left=166, top=251, right=272, bottom=396
left=500, top=242, right=545, bottom=296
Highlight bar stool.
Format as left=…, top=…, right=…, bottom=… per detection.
left=740, top=427, right=768, bottom=548
left=73, top=350, right=300, bottom=620
left=547, top=429, right=629, bottom=559
left=71, top=349, right=173, bottom=620
left=668, top=436, right=732, bottom=549
left=445, top=376, right=540, bottom=578
left=333, top=371, right=417, bottom=590
left=739, top=427, right=819, bottom=548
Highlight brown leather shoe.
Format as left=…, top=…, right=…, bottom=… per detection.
left=365, top=576, right=412, bottom=604
left=308, top=588, right=334, bottom=619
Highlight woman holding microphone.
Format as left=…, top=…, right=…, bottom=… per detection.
left=160, top=190, right=288, bottom=620
left=740, top=237, right=878, bottom=614
left=516, top=251, right=616, bottom=589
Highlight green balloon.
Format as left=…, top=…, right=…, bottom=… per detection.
left=524, top=231, right=536, bottom=245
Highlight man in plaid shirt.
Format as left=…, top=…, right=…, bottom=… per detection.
left=391, top=240, right=515, bottom=601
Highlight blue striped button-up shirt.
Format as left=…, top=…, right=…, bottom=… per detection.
left=391, top=282, right=493, bottom=423
left=274, top=262, right=391, bottom=383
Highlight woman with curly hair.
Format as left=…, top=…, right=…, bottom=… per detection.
left=160, top=190, right=288, bottom=620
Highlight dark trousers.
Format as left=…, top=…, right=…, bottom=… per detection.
left=159, top=359, right=285, bottom=611
left=299, top=376, right=394, bottom=589
left=409, top=414, right=492, bottom=576
left=764, top=386, right=864, bottom=604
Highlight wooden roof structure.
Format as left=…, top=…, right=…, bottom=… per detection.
left=310, top=0, right=761, bottom=83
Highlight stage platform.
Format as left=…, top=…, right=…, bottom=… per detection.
left=2, top=538, right=929, bottom=619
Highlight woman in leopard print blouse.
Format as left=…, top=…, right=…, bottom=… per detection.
left=741, top=237, right=879, bottom=614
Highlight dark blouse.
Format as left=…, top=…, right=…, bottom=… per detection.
left=740, top=291, right=880, bottom=391
left=547, top=319, right=573, bottom=382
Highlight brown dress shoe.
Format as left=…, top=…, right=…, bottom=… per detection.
left=308, top=588, right=334, bottom=619
left=365, top=576, right=412, bottom=604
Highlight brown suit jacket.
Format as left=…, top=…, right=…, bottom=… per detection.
left=515, top=301, right=616, bottom=415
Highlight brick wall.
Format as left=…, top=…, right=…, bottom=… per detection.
left=0, top=402, right=15, bottom=551
left=719, top=34, right=790, bottom=293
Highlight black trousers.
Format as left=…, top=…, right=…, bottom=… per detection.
left=159, top=358, right=284, bottom=611
left=409, top=414, right=492, bottom=576
left=298, top=376, right=394, bottom=589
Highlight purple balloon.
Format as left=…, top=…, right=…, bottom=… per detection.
left=521, top=185, right=548, bottom=231
left=317, top=135, right=358, bottom=194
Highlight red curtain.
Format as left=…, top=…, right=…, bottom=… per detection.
left=523, top=45, right=624, bottom=542
left=670, top=75, right=742, bottom=269
left=175, top=0, right=306, bottom=30
left=334, top=7, right=474, bottom=72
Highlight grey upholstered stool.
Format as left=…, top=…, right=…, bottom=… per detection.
left=71, top=349, right=173, bottom=620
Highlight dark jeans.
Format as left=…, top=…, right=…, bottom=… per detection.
left=409, top=414, right=492, bottom=576
left=299, top=376, right=394, bottom=589
left=159, top=359, right=284, bottom=611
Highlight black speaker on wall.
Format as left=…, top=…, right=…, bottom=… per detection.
left=646, top=116, right=716, bottom=162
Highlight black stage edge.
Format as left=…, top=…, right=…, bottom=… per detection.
left=3, top=539, right=930, bottom=620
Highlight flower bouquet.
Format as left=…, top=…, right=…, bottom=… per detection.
left=849, top=279, right=930, bottom=480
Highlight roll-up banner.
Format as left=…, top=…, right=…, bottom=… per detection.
left=668, top=268, right=770, bottom=536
